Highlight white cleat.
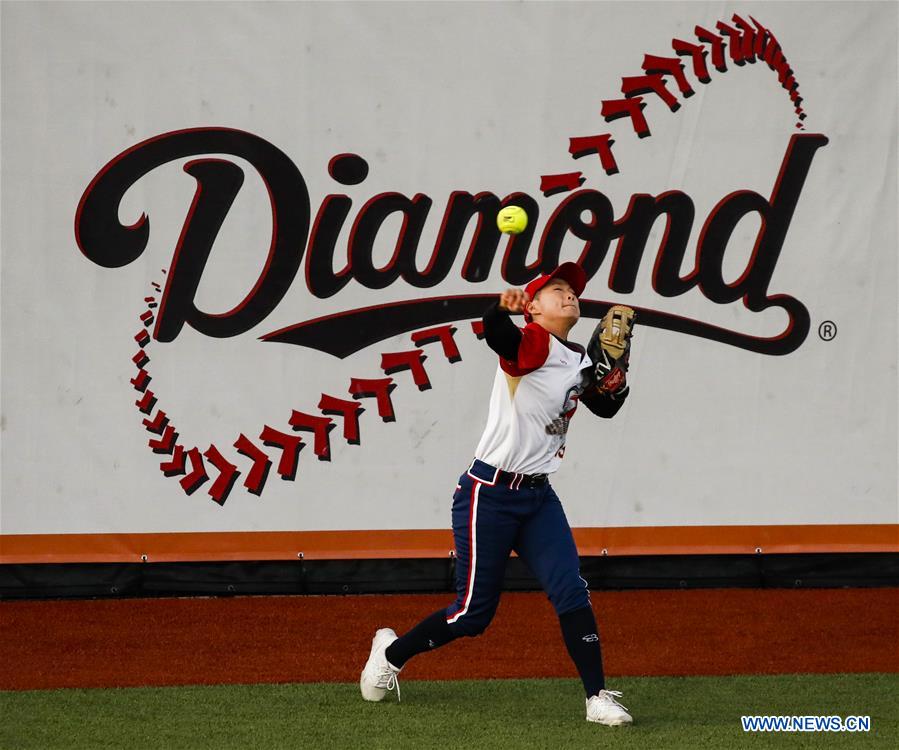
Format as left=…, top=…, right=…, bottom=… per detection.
left=586, top=689, right=633, bottom=726
left=360, top=628, right=402, bottom=702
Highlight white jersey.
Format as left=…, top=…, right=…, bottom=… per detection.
left=474, top=322, right=593, bottom=475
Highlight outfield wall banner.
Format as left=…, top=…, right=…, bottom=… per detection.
left=2, top=1, right=897, bottom=562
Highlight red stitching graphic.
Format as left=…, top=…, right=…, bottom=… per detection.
left=348, top=377, right=397, bottom=422
left=673, top=38, right=711, bottom=83
left=142, top=409, right=168, bottom=434
left=569, top=134, right=618, bottom=175
left=714, top=21, right=747, bottom=66
left=380, top=351, right=431, bottom=391
left=621, top=74, right=680, bottom=112
left=260, top=425, right=304, bottom=480
left=148, top=424, right=177, bottom=454
left=538, top=172, right=586, bottom=197
left=233, top=433, right=271, bottom=495
left=203, top=444, right=240, bottom=505
left=160, top=445, right=186, bottom=477
left=135, top=390, right=157, bottom=414
left=318, top=395, right=363, bottom=445
left=642, top=54, right=694, bottom=97
left=180, top=447, right=208, bottom=494
left=695, top=26, right=728, bottom=71
left=732, top=16, right=758, bottom=62
left=131, top=279, right=483, bottom=503
left=547, top=14, right=808, bottom=196
left=600, top=97, right=650, bottom=137
left=130, top=369, right=151, bottom=392
left=411, top=325, right=461, bottom=363
left=287, top=411, right=334, bottom=461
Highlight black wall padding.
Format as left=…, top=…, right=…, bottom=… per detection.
left=1, top=553, right=897, bottom=599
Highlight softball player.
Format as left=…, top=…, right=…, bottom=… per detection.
left=360, top=262, right=633, bottom=726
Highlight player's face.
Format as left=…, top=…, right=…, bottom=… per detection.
left=531, top=278, right=580, bottom=325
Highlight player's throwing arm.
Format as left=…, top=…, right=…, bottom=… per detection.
left=498, top=288, right=529, bottom=314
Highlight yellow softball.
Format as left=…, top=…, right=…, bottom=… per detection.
left=496, top=205, right=529, bottom=235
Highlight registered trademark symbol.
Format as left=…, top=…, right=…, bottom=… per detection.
left=818, top=321, right=837, bottom=341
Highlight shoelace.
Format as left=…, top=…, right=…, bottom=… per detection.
left=598, top=690, right=628, bottom=711
left=379, top=666, right=401, bottom=702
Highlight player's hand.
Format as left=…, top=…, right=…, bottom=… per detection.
left=594, top=348, right=628, bottom=394
left=498, top=288, right=529, bottom=314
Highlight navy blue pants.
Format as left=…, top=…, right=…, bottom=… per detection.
left=445, top=459, right=590, bottom=637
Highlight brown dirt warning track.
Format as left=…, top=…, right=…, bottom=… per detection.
left=2, top=589, right=897, bottom=690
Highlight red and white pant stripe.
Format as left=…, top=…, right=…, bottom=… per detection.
left=446, top=481, right=481, bottom=624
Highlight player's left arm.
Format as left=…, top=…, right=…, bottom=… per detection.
left=579, top=381, right=628, bottom=418
left=580, top=304, right=635, bottom=418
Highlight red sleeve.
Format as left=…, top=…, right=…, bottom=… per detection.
left=499, top=323, right=551, bottom=376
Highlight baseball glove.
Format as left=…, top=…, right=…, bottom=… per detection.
left=586, top=305, right=636, bottom=395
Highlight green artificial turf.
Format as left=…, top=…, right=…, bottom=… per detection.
left=2, top=674, right=897, bottom=750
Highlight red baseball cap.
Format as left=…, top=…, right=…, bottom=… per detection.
left=523, top=262, right=587, bottom=322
